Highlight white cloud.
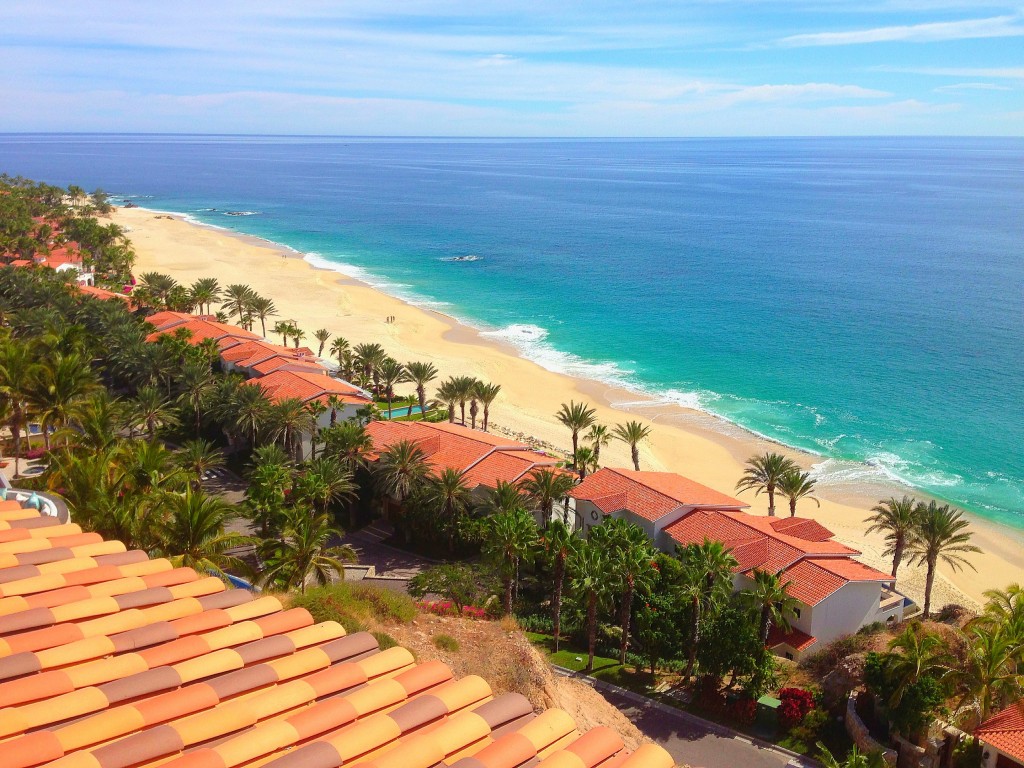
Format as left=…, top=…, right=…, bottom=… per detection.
left=775, top=13, right=1024, bottom=46
left=877, top=66, right=1024, bottom=78
left=934, top=82, right=1013, bottom=92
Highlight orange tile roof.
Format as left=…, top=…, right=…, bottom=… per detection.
left=978, top=703, right=1024, bottom=762
left=246, top=369, right=371, bottom=406
left=8, top=260, right=32, bottom=267
left=0, top=504, right=674, bottom=768
left=571, top=468, right=747, bottom=522
left=251, top=358, right=327, bottom=376
left=770, top=517, right=836, bottom=542
left=143, top=311, right=194, bottom=330
left=146, top=319, right=260, bottom=346
left=767, top=625, right=818, bottom=652
left=78, top=285, right=129, bottom=302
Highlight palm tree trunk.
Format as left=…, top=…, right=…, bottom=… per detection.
left=553, top=556, right=565, bottom=651
left=619, top=582, right=634, bottom=665
left=503, top=574, right=514, bottom=614
left=767, top=484, right=776, bottom=517
left=586, top=591, right=597, bottom=673
left=760, top=607, right=772, bottom=645
left=631, top=445, right=640, bottom=471
left=447, top=402, right=455, bottom=424
left=683, top=597, right=700, bottom=679
left=12, top=425, right=21, bottom=476
left=923, top=559, right=936, bottom=618
left=891, top=537, right=905, bottom=578
left=483, top=406, right=490, bottom=432
left=416, top=386, right=426, bottom=416
left=790, top=497, right=797, bottom=517
left=571, top=433, right=579, bottom=469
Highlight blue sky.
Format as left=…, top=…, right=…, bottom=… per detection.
left=1, top=1, right=1021, bottom=135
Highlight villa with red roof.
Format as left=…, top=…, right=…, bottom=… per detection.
left=571, top=467, right=906, bottom=659
left=144, top=315, right=261, bottom=349
left=364, top=421, right=563, bottom=515
left=978, top=704, right=1024, bottom=768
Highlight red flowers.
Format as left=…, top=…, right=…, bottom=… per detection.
left=778, top=687, right=815, bottom=731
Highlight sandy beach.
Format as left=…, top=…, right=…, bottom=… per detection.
left=113, top=206, right=1024, bottom=610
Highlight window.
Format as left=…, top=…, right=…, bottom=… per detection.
left=785, top=652, right=794, bottom=660
left=793, top=607, right=801, bottom=619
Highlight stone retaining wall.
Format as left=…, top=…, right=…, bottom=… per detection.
left=846, top=693, right=898, bottom=766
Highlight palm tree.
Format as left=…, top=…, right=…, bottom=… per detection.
left=273, top=321, right=291, bottom=347
left=424, top=468, right=473, bottom=552
left=249, top=296, right=277, bottom=338
left=817, top=744, right=888, bottom=768
left=259, top=508, right=356, bottom=594
left=572, top=446, right=599, bottom=479
left=587, top=424, right=612, bottom=464
left=743, top=569, right=800, bottom=645
left=404, top=361, right=438, bottom=418
left=132, top=385, right=179, bottom=442
left=313, top=328, right=331, bottom=357
left=479, top=480, right=530, bottom=517
left=612, top=420, right=651, bottom=471
left=0, top=340, right=34, bottom=475
left=973, top=584, right=1024, bottom=640
left=269, top=397, right=315, bottom=461
left=678, top=540, right=739, bottom=678
left=777, top=469, right=819, bottom=517
left=245, top=446, right=293, bottom=536
left=556, top=401, right=597, bottom=470
left=521, top=468, right=577, bottom=529
left=221, top=283, right=254, bottom=324
left=451, top=375, right=477, bottom=426
left=884, top=623, right=952, bottom=705
left=175, top=359, right=214, bottom=435
left=62, top=391, right=124, bottom=451
left=735, top=452, right=799, bottom=517
left=473, top=382, right=501, bottom=434
left=949, top=626, right=1023, bottom=724
left=591, top=518, right=657, bottom=663
left=189, top=277, right=221, bottom=315
left=908, top=501, right=980, bottom=618
left=330, top=337, right=350, bottom=371
left=377, top=358, right=405, bottom=418
left=291, top=328, right=307, bottom=350
left=541, top=521, right=576, bottom=651
left=322, top=420, right=374, bottom=528
left=156, top=489, right=253, bottom=578
left=305, top=400, right=327, bottom=459
left=25, top=353, right=98, bottom=448
left=295, top=457, right=355, bottom=516
left=354, top=342, right=387, bottom=392
left=175, top=439, right=225, bottom=492
left=866, top=496, right=921, bottom=578
left=374, top=440, right=430, bottom=532
left=435, top=378, right=460, bottom=424
left=483, top=506, right=539, bottom=613
left=569, top=539, right=611, bottom=672
left=224, top=382, right=273, bottom=448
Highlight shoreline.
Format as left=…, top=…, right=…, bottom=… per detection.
left=112, top=205, right=1024, bottom=610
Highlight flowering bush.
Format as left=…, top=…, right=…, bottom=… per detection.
left=22, top=448, right=48, bottom=460
left=779, top=687, right=816, bottom=731
left=729, top=696, right=758, bottom=726
left=416, top=601, right=488, bottom=620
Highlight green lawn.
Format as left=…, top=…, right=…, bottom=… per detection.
left=525, top=632, right=656, bottom=694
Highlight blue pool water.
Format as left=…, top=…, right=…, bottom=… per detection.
left=1, top=135, right=1021, bottom=526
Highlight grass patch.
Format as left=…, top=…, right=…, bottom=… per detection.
left=372, top=631, right=399, bottom=650
left=290, top=582, right=417, bottom=631
left=525, top=632, right=656, bottom=695
left=433, top=634, right=460, bottom=652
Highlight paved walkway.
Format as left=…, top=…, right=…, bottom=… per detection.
left=340, top=523, right=431, bottom=581
left=557, top=669, right=818, bottom=768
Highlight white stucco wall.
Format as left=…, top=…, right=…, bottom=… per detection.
left=808, top=580, right=885, bottom=648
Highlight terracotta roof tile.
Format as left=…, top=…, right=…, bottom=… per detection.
left=246, top=370, right=371, bottom=406
left=770, top=517, right=836, bottom=542
left=571, top=468, right=746, bottom=522
left=767, top=625, right=817, bottom=652
left=978, top=703, right=1024, bottom=762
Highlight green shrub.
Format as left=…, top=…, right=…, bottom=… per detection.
left=289, top=582, right=416, bottom=630
left=372, top=631, right=399, bottom=650
left=433, top=634, right=460, bottom=653
left=857, top=622, right=886, bottom=636
left=349, top=584, right=417, bottom=623
left=799, top=634, right=868, bottom=676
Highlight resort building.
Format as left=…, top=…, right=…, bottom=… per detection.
left=977, top=705, right=1024, bottom=768
left=0, top=502, right=672, bottom=768
left=144, top=312, right=261, bottom=348
left=571, top=468, right=905, bottom=659
left=364, top=421, right=564, bottom=516
left=219, top=339, right=323, bottom=377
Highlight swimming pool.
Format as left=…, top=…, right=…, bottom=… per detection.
left=380, top=405, right=424, bottom=420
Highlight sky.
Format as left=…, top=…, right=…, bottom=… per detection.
left=1, top=1, right=1021, bottom=136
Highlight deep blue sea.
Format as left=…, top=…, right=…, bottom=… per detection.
left=1, top=135, right=1022, bottom=526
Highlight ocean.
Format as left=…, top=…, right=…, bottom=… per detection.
left=1, top=135, right=1021, bottom=526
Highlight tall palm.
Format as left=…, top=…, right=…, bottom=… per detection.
left=246, top=446, right=293, bottom=536
left=291, top=328, right=307, bottom=350
left=865, top=496, right=921, bottom=578
left=569, top=539, right=611, bottom=672
left=479, top=480, right=530, bottom=517
left=353, top=342, right=387, bottom=392
left=221, top=283, right=254, bottom=324
left=474, top=381, right=501, bottom=432
left=678, top=540, right=739, bottom=678
left=949, top=626, right=1023, bottom=724
left=0, top=340, right=34, bottom=475
left=587, top=424, right=612, bottom=464
left=377, top=358, right=405, bottom=418
left=404, top=361, right=439, bottom=418
left=226, top=383, right=273, bottom=448
left=973, top=584, right=1024, bottom=640
left=249, top=296, right=277, bottom=338
left=424, top=468, right=473, bottom=552
left=590, top=518, right=657, bottom=664
left=273, top=320, right=291, bottom=347
left=777, top=469, right=820, bottom=517
left=133, top=385, right=179, bottom=442
left=25, top=353, right=98, bottom=449
left=542, top=520, right=576, bottom=651
left=313, top=328, right=331, bottom=357
left=156, top=489, right=253, bottom=578
left=189, top=277, right=221, bottom=315
left=322, top=420, right=374, bottom=528
left=483, top=506, right=539, bottom=613
left=259, top=508, right=356, bottom=594
left=612, top=420, right=651, bottom=472
left=452, top=375, right=477, bottom=426
left=374, top=439, right=430, bottom=517
left=521, top=468, right=577, bottom=529
left=743, top=569, right=800, bottom=645
left=175, top=438, right=226, bottom=492
left=573, top=446, right=600, bottom=479
left=885, top=624, right=952, bottom=705
left=735, top=452, right=799, bottom=517
left=556, top=401, right=596, bottom=470
left=62, top=391, right=124, bottom=451
left=175, top=359, right=214, bottom=435
left=295, top=457, right=355, bottom=516
left=269, top=397, right=316, bottom=461
left=435, top=378, right=460, bottom=424
left=330, top=337, right=350, bottom=371
left=908, top=501, right=980, bottom=618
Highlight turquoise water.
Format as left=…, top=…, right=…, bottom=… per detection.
left=1, top=135, right=1021, bottom=525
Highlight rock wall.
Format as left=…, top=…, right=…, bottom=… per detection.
left=846, top=693, right=898, bottom=766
